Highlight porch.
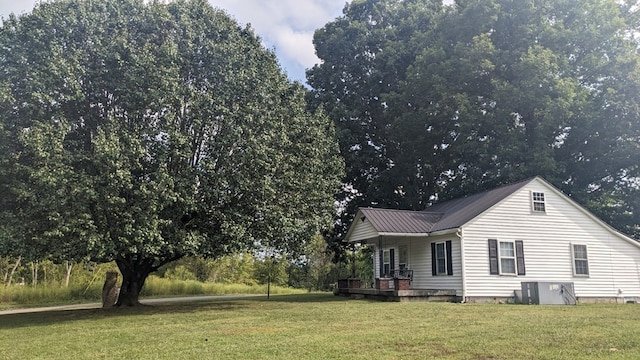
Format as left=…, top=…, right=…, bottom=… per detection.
left=334, top=275, right=458, bottom=302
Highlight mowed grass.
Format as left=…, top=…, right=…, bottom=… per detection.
left=1, top=293, right=639, bottom=359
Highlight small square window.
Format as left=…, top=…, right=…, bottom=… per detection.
left=532, top=192, right=546, bottom=212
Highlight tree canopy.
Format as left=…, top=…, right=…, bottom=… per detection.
left=0, top=0, right=343, bottom=305
left=308, top=0, right=640, bottom=245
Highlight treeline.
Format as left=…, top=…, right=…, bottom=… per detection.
left=1, top=236, right=373, bottom=292
left=0, top=258, right=116, bottom=289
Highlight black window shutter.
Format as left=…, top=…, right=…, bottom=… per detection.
left=379, top=248, right=383, bottom=278
left=446, top=240, right=453, bottom=275
left=488, top=239, right=499, bottom=275
left=515, top=240, right=526, bottom=275
left=390, top=248, right=395, bottom=275
left=431, top=242, right=437, bottom=276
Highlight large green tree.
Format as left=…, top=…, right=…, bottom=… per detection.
left=309, top=0, right=640, bottom=242
left=307, top=0, right=445, bottom=255
left=0, top=0, right=343, bottom=305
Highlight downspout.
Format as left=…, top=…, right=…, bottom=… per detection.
left=457, top=227, right=467, bottom=303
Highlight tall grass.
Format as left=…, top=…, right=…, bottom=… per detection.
left=0, top=276, right=306, bottom=309
left=0, top=283, right=103, bottom=307
left=141, top=275, right=306, bottom=297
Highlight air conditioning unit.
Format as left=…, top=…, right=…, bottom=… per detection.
left=521, top=282, right=576, bottom=305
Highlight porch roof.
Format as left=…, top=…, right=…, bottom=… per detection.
left=359, top=208, right=443, bottom=234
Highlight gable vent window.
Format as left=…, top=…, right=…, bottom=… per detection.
left=532, top=192, right=546, bottom=213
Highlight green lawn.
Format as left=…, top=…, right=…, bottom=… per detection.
left=1, top=293, right=638, bottom=359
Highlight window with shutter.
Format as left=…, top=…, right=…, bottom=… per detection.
left=499, top=241, right=516, bottom=275
left=432, top=240, right=453, bottom=276
left=446, top=240, right=453, bottom=276
left=488, top=239, right=526, bottom=276
left=488, top=239, right=499, bottom=275
left=515, top=240, right=526, bottom=275
left=431, top=242, right=437, bottom=276
left=436, top=242, right=446, bottom=275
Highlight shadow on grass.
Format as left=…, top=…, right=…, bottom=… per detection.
left=0, top=293, right=349, bottom=329
left=0, top=301, right=250, bottom=330
left=254, top=292, right=348, bottom=303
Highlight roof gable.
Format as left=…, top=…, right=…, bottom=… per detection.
left=426, top=177, right=532, bottom=232
left=532, top=177, right=640, bottom=248
left=343, top=210, right=379, bottom=242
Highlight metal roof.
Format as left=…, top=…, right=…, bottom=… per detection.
left=359, top=208, right=443, bottom=234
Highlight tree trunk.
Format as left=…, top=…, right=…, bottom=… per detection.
left=64, top=261, right=73, bottom=287
left=31, top=261, right=38, bottom=286
left=114, top=254, right=182, bottom=307
left=115, top=258, right=153, bottom=307
left=6, top=256, right=21, bottom=286
left=102, top=271, right=119, bottom=308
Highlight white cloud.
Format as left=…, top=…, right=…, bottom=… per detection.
left=0, top=0, right=38, bottom=19
left=211, top=0, right=342, bottom=31
left=272, top=27, right=319, bottom=68
left=208, top=0, right=347, bottom=81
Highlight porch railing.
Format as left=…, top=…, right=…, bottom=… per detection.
left=390, top=268, right=413, bottom=281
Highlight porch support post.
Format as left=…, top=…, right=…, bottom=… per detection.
left=378, top=236, right=383, bottom=279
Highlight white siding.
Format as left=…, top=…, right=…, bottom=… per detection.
left=370, top=235, right=463, bottom=294
left=462, top=178, right=640, bottom=299
left=412, top=235, right=463, bottom=294
left=348, top=218, right=379, bottom=242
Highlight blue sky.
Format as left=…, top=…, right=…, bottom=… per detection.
left=0, top=0, right=349, bottom=83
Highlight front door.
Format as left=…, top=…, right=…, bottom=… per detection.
left=381, top=248, right=395, bottom=278
left=398, top=245, right=408, bottom=272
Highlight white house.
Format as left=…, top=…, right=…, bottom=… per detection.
left=342, top=176, right=640, bottom=303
